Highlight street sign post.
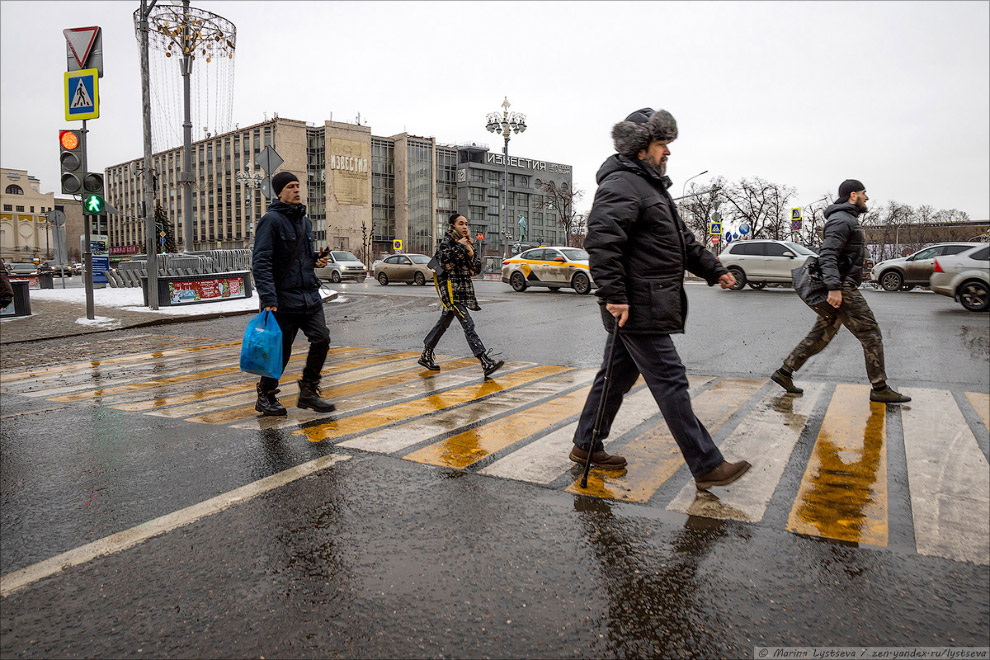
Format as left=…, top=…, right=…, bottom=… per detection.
left=255, top=147, right=283, bottom=201
left=393, top=239, right=403, bottom=252
left=64, top=69, right=99, bottom=121
left=709, top=222, right=722, bottom=235
left=64, top=26, right=103, bottom=77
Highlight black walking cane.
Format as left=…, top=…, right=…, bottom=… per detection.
left=579, top=324, right=622, bottom=489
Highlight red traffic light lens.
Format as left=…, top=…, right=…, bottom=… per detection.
left=60, top=130, right=79, bottom=150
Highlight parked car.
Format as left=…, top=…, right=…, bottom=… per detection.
left=870, top=242, right=983, bottom=291
left=716, top=240, right=817, bottom=290
left=929, top=244, right=990, bottom=312
left=7, top=262, right=39, bottom=277
left=373, top=253, right=433, bottom=286
left=314, top=250, right=367, bottom=283
left=501, top=246, right=595, bottom=294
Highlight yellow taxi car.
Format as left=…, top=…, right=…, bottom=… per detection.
left=501, top=246, right=595, bottom=295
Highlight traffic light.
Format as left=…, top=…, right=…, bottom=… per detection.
left=59, top=129, right=84, bottom=194
left=81, top=171, right=105, bottom=216
left=83, top=192, right=106, bottom=215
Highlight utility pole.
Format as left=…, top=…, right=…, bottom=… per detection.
left=139, top=0, right=159, bottom=308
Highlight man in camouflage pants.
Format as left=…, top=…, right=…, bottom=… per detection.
left=772, top=179, right=911, bottom=404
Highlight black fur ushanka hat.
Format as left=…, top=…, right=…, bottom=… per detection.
left=611, top=108, right=678, bottom=158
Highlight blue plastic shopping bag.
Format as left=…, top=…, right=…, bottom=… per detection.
left=239, top=310, right=283, bottom=379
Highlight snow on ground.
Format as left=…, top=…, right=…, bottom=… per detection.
left=22, top=286, right=338, bottom=318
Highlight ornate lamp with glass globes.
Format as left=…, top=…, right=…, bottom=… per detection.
left=485, top=97, right=527, bottom=258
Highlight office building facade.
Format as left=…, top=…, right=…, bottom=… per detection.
left=104, top=117, right=572, bottom=262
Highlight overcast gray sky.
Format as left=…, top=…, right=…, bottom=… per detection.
left=2, top=1, right=988, bottom=220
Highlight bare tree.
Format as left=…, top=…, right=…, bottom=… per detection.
left=540, top=180, right=584, bottom=246
left=678, top=176, right=727, bottom=243
left=799, top=194, right=831, bottom=249
left=721, top=177, right=796, bottom=240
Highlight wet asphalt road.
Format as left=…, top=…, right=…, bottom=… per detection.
left=1, top=281, right=988, bottom=658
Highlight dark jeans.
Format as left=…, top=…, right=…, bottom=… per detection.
left=782, top=283, right=887, bottom=386
left=572, top=331, right=724, bottom=477
left=258, top=306, right=331, bottom=391
left=423, top=303, right=486, bottom=357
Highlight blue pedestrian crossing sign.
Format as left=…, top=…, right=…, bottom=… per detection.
left=64, top=69, right=99, bottom=121
left=709, top=222, right=722, bottom=235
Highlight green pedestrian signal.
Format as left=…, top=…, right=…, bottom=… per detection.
left=84, top=193, right=105, bottom=214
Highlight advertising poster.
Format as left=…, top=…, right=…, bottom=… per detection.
left=167, top=277, right=245, bottom=305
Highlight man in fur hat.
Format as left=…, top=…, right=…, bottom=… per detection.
left=570, top=107, right=751, bottom=490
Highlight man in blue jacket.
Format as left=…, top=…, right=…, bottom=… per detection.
left=771, top=180, right=910, bottom=403
left=572, top=107, right=750, bottom=490
left=252, top=171, right=336, bottom=416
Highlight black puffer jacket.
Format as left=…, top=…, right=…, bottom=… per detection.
left=585, top=155, right=727, bottom=334
left=252, top=200, right=323, bottom=311
left=819, top=202, right=868, bottom=290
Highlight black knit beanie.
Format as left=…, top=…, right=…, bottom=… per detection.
left=836, top=179, right=865, bottom=202
left=272, top=171, right=299, bottom=197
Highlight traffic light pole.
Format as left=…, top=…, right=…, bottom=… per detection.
left=139, top=0, right=159, bottom=309
left=81, top=119, right=95, bottom=321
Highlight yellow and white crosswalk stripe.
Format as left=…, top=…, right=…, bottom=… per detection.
left=2, top=341, right=988, bottom=566
left=787, top=384, right=888, bottom=546
left=565, top=377, right=765, bottom=501
left=901, top=388, right=990, bottom=565
left=667, top=382, right=826, bottom=522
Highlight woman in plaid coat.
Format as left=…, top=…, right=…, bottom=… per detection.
left=418, top=213, right=505, bottom=378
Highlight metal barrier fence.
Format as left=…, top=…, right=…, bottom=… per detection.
left=107, top=250, right=254, bottom=288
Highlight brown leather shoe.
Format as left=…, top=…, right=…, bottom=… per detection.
left=695, top=459, right=751, bottom=490
left=569, top=445, right=627, bottom=470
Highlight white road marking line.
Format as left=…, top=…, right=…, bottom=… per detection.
left=0, top=454, right=352, bottom=598
left=666, top=383, right=824, bottom=522
left=901, top=388, right=990, bottom=565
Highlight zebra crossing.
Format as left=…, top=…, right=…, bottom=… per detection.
left=2, top=339, right=988, bottom=566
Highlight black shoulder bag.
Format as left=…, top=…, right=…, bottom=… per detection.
left=792, top=256, right=837, bottom=319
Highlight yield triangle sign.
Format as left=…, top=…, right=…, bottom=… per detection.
left=64, top=27, right=100, bottom=69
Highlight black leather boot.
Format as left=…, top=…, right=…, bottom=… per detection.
left=478, top=350, right=504, bottom=378
left=297, top=380, right=336, bottom=412
left=255, top=384, right=287, bottom=416
left=418, top=347, right=440, bottom=371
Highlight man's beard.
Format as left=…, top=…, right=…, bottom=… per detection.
left=855, top=200, right=868, bottom=213
left=646, top=157, right=666, bottom=176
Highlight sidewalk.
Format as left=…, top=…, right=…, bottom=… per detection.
left=0, top=285, right=338, bottom=345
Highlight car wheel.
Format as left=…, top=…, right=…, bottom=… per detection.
left=330, top=271, right=341, bottom=284
left=958, top=280, right=990, bottom=312
left=572, top=272, right=591, bottom=295
left=378, top=273, right=389, bottom=286
left=414, top=272, right=426, bottom=286
left=727, top=267, right=746, bottom=290
left=510, top=271, right=527, bottom=292
left=748, top=281, right=766, bottom=290
left=879, top=270, right=903, bottom=291
left=356, top=277, right=366, bottom=284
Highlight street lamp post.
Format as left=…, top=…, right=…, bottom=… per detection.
left=681, top=169, right=709, bottom=200
left=485, top=97, right=527, bottom=259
